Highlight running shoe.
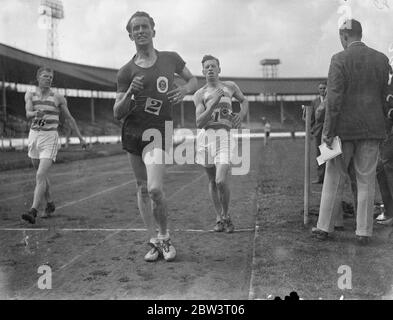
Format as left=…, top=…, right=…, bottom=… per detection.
left=376, top=211, right=388, bottom=222
left=159, top=238, right=176, bottom=262
left=357, top=236, right=371, bottom=246
left=40, top=202, right=55, bottom=219
left=311, top=227, right=328, bottom=240
left=377, top=217, right=393, bottom=226
left=214, top=220, right=225, bottom=232
left=223, top=218, right=235, bottom=233
left=144, top=240, right=161, bottom=262
left=21, top=208, right=37, bottom=224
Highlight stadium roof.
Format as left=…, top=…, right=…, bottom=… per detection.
left=0, top=43, right=326, bottom=95
left=0, top=43, right=117, bottom=91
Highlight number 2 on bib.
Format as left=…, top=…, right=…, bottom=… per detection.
left=144, top=98, right=163, bottom=116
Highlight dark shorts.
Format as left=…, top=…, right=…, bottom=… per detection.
left=265, top=132, right=270, bottom=138
left=122, top=121, right=170, bottom=157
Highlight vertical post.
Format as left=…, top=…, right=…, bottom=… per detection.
left=90, top=94, right=95, bottom=124
left=303, top=105, right=312, bottom=225
left=180, top=101, right=185, bottom=128
left=2, top=75, right=6, bottom=120
left=280, top=99, right=284, bottom=125
left=246, top=102, right=250, bottom=126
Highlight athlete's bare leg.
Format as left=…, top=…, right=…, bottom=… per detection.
left=215, top=163, right=231, bottom=219
left=205, top=166, right=222, bottom=222
left=45, top=178, right=52, bottom=203
left=144, top=148, right=168, bottom=238
left=32, top=159, right=52, bottom=205
left=31, top=158, right=53, bottom=210
left=128, top=153, right=156, bottom=241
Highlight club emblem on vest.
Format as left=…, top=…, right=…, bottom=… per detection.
left=157, top=76, right=169, bottom=93
left=221, top=108, right=230, bottom=116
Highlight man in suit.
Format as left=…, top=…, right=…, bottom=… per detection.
left=310, top=81, right=327, bottom=184
left=312, top=19, right=391, bottom=245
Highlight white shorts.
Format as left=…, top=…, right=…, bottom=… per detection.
left=195, top=129, right=237, bottom=168
left=28, top=130, right=60, bottom=161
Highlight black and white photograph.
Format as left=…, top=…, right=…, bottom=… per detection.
left=1, top=0, right=393, bottom=305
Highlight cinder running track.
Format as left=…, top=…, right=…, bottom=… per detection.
left=2, top=138, right=393, bottom=300
left=0, top=139, right=262, bottom=299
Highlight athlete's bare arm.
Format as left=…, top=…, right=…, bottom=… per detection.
left=57, top=94, right=86, bottom=145
left=113, top=76, right=144, bottom=120
left=25, top=91, right=43, bottom=120
left=194, top=88, right=224, bottom=129
left=228, top=81, right=249, bottom=128
left=167, top=66, right=198, bottom=104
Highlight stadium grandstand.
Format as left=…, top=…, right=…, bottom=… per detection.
left=0, top=42, right=326, bottom=144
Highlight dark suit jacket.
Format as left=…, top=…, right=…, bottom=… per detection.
left=324, top=42, right=390, bottom=141
left=311, top=96, right=325, bottom=137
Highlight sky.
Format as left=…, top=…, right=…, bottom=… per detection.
left=1, top=0, right=392, bottom=78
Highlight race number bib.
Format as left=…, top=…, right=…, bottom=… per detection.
left=33, top=118, right=46, bottom=127
left=144, top=97, right=163, bottom=116
left=212, top=103, right=232, bottom=122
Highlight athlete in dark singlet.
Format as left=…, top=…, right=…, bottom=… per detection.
left=118, top=50, right=186, bottom=155
left=113, top=11, right=197, bottom=262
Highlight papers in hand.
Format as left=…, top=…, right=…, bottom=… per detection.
left=317, top=136, right=342, bottom=166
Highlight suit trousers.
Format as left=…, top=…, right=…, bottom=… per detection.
left=317, top=139, right=380, bottom=236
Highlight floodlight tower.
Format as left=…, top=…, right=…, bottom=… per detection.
left=260, top=59, right=281, bottom=78
left=38, top=0, right=64, bottom=59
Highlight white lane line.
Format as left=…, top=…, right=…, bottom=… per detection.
left=5, top=170, right=131, bottom=188
left=0, top=168, right=198, bottom=203
left=0, top=228, right=49, bottom=232
left=0, top=155, right=128, bottom=180
left=248, top=190, right=261, bottom=300
left=0, top=155, right=129, bottom=189
left=57, top=231, right=121, bottom=271
left=170, top=170, right=201, bottom=174
left=168, top=173, right=205, bottom=198
left=21, top=230, right=121, bottom=295
left=0, top=171, right=133, bottom=203
left=56, top=180, right=135, bottom=210
left=55, top=170, right=204, bottom=211
left=0, top=227, right=255, bottom=233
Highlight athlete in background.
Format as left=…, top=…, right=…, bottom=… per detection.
left=22, top=67, right=86, bottom=224
left=194, top=55, right=249, bottom=233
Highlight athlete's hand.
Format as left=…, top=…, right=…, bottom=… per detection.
left=167, top=86, right=187, bottom=104
left=231, top=113, right=242, bottom=129
left=209, top=88, right=225, bottom=107
left=35, top=109, right=45, bottom=118
left=127, top=76, right=144, bottom=96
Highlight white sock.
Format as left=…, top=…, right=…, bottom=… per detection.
left=150, top=237, right=158, bottom=244
left=157, top=232, right=170, bottom=241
